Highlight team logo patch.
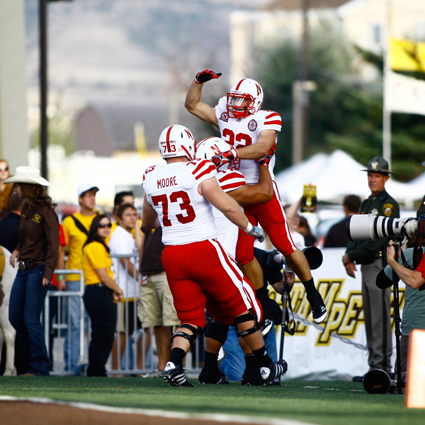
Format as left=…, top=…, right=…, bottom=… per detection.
left=383, top=203, right=394, bottom=217
left=219, top=112, right=229, bottom=122
left=248, top=119, right=258, bottom=131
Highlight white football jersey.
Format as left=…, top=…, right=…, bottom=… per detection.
left=215, top=96, right=282, bottom=184
left=214, top=169, right=245, bottom=258
left=142, top=159, right=217, bottom=245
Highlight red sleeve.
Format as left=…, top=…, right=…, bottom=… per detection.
left=59, top=223, right=66, bottom=246
left=416, top=255, right=425, bottom=280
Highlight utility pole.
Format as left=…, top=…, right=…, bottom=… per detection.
left=292, top=0, right=310, bottom=165
left=40, top=0, right=48, bottom=179
left=39, top=0, right=73, bottom=180
left=382, top=0, right=392, bottom=168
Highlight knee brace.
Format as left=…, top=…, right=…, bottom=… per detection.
left=171, top=323, right=203, bottom=349
left=234, top=310, right=258, bottom=338
left=204, top=320, right=229, bottom=344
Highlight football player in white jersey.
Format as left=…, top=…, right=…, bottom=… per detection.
left=195, top=136, right=282, bottom=385
left=142, top=125, right=287, bottom=387
left=185, top=70, right=327, bottom=324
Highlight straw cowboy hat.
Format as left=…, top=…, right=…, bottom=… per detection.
left=4, top=166, right=50, bottom=186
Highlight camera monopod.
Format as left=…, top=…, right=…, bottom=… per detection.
left=364, top=240, right=403, bottom=395
left=278, top=278, right=294, bottom=361
left=277, top=246, right=322, bottom=361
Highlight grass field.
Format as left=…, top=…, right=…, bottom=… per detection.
left=0, top=376, right=423, bottom=425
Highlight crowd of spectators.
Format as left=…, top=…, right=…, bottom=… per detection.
left=1, top=150, right=424, bottom=384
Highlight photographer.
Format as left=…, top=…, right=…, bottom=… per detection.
left=343, top=156, right=400, bottom=379
left=382, top=241, right=425, bottom=381
left=386, top=242, right=425, bottom=290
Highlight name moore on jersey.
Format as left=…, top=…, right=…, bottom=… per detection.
left=142, top=159, right=218, bottom=245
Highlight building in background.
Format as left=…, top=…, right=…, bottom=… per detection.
left=0, top=0, right=29, bottom=170
left=230, top=0, right=425, bottom=83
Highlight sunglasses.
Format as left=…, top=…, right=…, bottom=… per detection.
left=0, top=167, right=8, bottom=172
left=98, top=223, right=112, bottom=229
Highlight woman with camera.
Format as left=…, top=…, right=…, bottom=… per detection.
left=82, top=214, right=123, bottom=377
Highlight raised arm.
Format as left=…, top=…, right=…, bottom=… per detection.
left=185, top=70, right=220, bottom=127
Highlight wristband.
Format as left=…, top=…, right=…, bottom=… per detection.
left=57, top=275, right=63, bottom=280
left=245, top=222, right=253, bottom=233
left=194, top=77, right=203, bottom=85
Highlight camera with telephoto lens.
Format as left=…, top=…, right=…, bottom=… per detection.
left=347, top=214, right=425, bottom=242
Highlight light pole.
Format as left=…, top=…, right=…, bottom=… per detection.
left=39, top=0, right=73, bottom=180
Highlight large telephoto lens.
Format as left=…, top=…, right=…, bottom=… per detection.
left=347, top=215, right=417, bottom=241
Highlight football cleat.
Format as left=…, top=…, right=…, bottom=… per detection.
left=312, top=304, right=327, bottom=324
left=307, top=293, right=327, bottom=324
left=241, top=368, right=266, bottom=386
left=163, top=362, right=193, bottom=387
left=198, top=366, right=229, bottom=385
left=260, top=318, right=273, bottom=337
left=260, top=359, right=288, bottom=384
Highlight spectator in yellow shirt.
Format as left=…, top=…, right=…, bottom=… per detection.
left=82, top=214, right=123, bottom=377
left=62, top=183, right=99, bottom=372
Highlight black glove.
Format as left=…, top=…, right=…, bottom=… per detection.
left=195, top=69, right=222, bottom=84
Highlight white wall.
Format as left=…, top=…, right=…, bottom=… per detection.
left=0, top=0, right=29, bottom=168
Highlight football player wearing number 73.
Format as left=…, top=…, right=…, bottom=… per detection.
left=185, top=70, right=327, bottom=324
left=141, top=124, right=288, bottom=387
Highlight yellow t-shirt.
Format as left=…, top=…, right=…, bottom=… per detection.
left=62, top=212, right=97, bottom=281
left=82, top=241, right=114, bottom=285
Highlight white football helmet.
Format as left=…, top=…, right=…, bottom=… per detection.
left=159, top=125, right=195, bottom=160
left=227, top=78, right=264, bottom=119
left=195, top=137, right=232, bottom=170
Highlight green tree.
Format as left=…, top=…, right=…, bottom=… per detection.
left=254, top=20, right=425, bottom=181
left=30, top=96, right=75, bottom=156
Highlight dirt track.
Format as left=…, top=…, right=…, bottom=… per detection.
left=0, top=401, right=275, bottom=425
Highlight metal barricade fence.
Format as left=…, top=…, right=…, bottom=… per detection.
left=44, top=255, right=203, bottom=376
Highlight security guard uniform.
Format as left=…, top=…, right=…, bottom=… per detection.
left=346, top=157, right=400, bottom=373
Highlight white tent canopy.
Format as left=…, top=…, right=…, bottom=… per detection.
left=275, top=150, right=420, bottom=208
left=407, top=171, right=425, bottom=196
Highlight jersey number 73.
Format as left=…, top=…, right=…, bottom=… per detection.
left=151, top=191, right=196, bottom=226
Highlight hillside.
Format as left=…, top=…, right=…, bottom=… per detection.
left=24, top=0, right=269, bottom=107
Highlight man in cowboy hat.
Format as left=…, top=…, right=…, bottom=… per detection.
left=342, top=156, right=400, bottom=380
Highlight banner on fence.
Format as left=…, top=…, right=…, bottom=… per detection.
left=271, top=248, right=404, bottom=381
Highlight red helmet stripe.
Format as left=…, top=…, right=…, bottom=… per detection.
left=166, top=125, right=174, bottom=153
left=235, top=79, right=245, bottom=90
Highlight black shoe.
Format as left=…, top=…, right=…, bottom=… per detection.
left=163, top=362, right=193, bottom=387
left=198, top=366, right=229, bottom=385
left=260, top=318, right=273, bottom=336
left=352, top=375, right=365, bottom=382
left=241, top=368, right=266, bottom=386
left=260, top=359, right=288, bottom=383
left=307, top=292, right=327, bottom=324
left=312, top=304, right=327, bottom=324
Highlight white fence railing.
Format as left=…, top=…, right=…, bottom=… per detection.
left=44, top=254, right=203, bottom=376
